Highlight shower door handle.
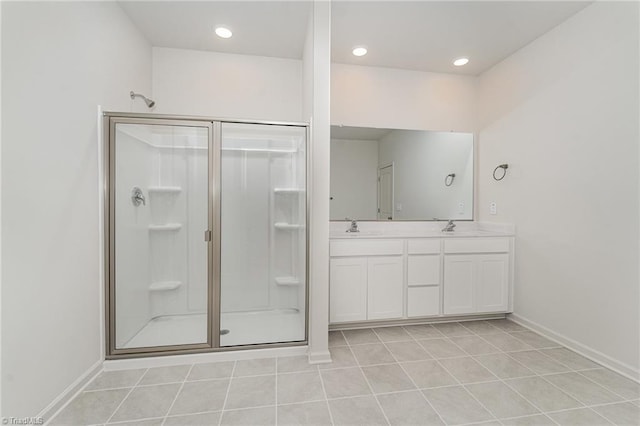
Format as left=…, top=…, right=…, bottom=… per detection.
left=204, top=230, right=212, bottom=242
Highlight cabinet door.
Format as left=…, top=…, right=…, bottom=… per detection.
left=408, top=254, right=440, bottom=286
left=443, top=255, right=475, bottom=315
left=330, top=257, right=367, bottom=323
left=476, top=254, right=509, bottom=313
left=407, top=287, right=440, bottom=317
left=367, top=256, right=403, bottom=320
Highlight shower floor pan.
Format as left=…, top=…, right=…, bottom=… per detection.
left=122, top=309, right=305, bottom=349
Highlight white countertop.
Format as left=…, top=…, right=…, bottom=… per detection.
left=329, top=221, right=514, bottom=239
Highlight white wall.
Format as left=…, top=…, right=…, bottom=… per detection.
left=477, top=2, right=639, bottom=377
left=152, top=47, right=303, bottom=122
left=378, top=130, right=474, bottom=220
left=1, top=1, right=152, bottom=416
left=331, top=63, right=476, bottom=132
left=330, top=138, right=378, bottom=220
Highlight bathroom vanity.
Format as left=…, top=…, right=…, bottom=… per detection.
left=328, top=222, right=514, bottom=326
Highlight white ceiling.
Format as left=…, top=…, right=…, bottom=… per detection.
left=332, top=1, right=591, bottom=75
left=118, top=1, right=590, bottom=75
left=118, top=1, right=312, bottom=59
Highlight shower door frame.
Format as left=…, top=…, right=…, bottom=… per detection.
left=103, top=112, right=310, bottom=358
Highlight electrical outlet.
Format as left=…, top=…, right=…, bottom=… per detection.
left=490, top=202, right=497, bottom=215
left=458, top=202, right=464, bottom=214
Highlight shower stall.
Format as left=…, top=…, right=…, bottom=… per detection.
left=104, top=113, right=308, bottom=356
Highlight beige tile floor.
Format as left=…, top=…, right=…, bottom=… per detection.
left=50, top=319, right=640, bottom=425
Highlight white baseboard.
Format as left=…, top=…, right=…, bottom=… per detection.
left=41, top=360, right=103, bottom=424
left=308, top=350, right=332, bottom=364
left=508, top=313, right=640, bottom=383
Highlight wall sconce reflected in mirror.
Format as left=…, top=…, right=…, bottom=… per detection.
left=493, top=164, right=509, bottom=181
left=444, top=173, right=456, bottom=186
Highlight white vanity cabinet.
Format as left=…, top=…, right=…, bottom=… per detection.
left=443, top=239, right=510, bottom=315
left=329, top=232, right=513, bottom=325
left=329, top=240, right=403, bottom=323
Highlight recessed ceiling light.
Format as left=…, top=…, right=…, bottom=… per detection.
left=215, top=27, right=233, bottom=39
left=352, top=47, right=368, bottom=57
left=453, top=57, right=469, bottom=66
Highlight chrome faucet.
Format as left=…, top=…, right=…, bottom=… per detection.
left=345, top=218, right=360, bottom=233
left=442, top=220, right=456, bottom=232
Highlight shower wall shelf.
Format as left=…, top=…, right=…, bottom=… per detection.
left=275, top=277, right=301, bottom=286
left=273, top=188, right=305, bottom=194
left=274, top=223, right=305, bottom=230
left=148, top=186, right=182, bottom=194
left=149, top=281, right=182, bottom=292
left=221, top=147, right=297, bottom=154
left=149, top=223, right=182, bottom=231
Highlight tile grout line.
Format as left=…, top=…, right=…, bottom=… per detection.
left=106, top=416, right=164, bottom=425
left=545, top=407, right=615, bottom=425
left=464, top=332, right=604, bottom=418
left=339, top=323, right=635, bottom=424
left=472, top=330, right=536, bottom=354
left=317, top=336, right=338, bottom=426
left=507, top=330, right=564, bottom=350
left=403, top=324, right=501, bottom=422
left=82, top=368, right=312, bottom=393
left=493, top=370, right=563, bottom=425
left=454, top=331, right=569, bottom=425
left=534, top=349, right=595, bottom=372
left=343, top=331, right=392, bottom=426
left=453, top=323, right=564, bottom=425
left=424, top=323, right=595, bottom=425
left=218, top=360, right=237, bottom=426
left=74, top=321, right=632, bottom=426
left=584, top=405, right=629, bottom=425
left=104, top=368, right=149, bottom=424
left=371, top=327, right=449, bottom=426
left=444, top=334, right=503, bottom=357
left=160, top=364, right=195, bottom=426
left=572, top=368, right=634, bottom=402
left=417, top=327, right=502, bottom=424
left=418, top=322, right=508, bottom=423
left=533, top=369, right=625, bottom=410
left=462, top=321, right=626, bottom=425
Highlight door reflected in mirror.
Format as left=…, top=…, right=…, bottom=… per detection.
left=330, top=126, right=473, bottom=221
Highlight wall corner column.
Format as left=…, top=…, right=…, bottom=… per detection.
left=307, top=0, right=332, bottom=364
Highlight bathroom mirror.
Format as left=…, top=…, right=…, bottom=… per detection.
left=330, top=126, right=473, bottom=221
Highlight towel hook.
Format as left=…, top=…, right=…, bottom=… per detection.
left=493, top=164, right=509, bottom=181
left=444, top=173, right=456, bottom=186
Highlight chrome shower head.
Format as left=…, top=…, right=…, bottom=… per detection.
left=130, top=91, right=155, bottom=108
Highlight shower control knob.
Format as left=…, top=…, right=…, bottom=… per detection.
left=131, top=187, right=146, bottom=206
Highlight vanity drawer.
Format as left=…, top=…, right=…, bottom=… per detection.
left=444, top=238, right=510, bottom=254
left=330, top=239, right=403, bottom=257
left=408, top=239, right=441, bottom=254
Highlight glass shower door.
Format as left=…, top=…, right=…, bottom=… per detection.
left=110, top=118, right=212, bottom=352
left=220, top=123, right=307, bottom=346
